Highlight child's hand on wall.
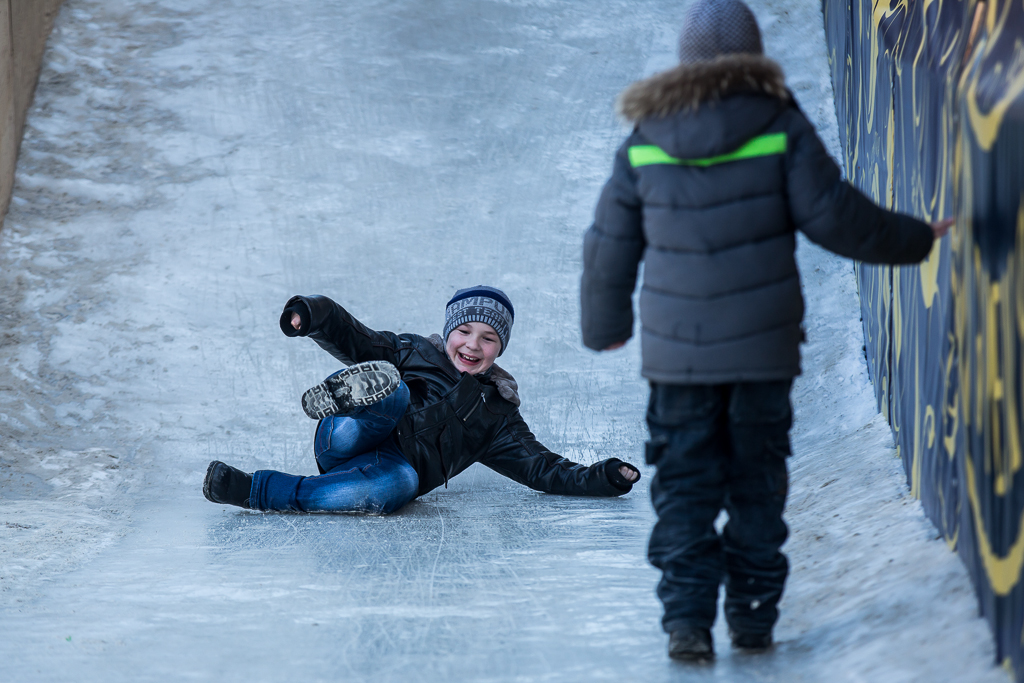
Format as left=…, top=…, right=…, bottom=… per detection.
left=603, top=341, right=627, bottom=351
left=931, top=217, right=953, bottom=239
left=291, top=313, right=302, bottom=330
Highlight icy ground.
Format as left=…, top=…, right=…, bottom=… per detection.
left=0, top=0, right=1006, bottom=680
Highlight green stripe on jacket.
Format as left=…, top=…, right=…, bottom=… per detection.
left=628, top=132, right=787, bottom=168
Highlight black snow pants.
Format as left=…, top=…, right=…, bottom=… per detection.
left=645, top=380, right=791, bottom=636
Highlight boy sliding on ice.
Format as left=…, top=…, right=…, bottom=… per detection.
left=580, top=0, right=951, bottom=662
left=204, top=286, right=640, bottom=514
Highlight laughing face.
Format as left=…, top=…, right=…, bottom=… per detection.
left=445, top=321, right=501, bottom=375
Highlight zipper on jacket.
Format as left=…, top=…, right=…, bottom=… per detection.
left=459, top=392, right=483, bottom=423
left=439, top=426, right=450, bottom=488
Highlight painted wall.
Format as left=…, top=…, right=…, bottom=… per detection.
left=0, top=0, right=63, bottom=227
left=822, top=0, right=1024, bottom=676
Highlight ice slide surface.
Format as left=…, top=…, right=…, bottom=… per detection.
left=0, top=0, right=1006, bottom=680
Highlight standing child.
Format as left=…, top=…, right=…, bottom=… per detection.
left=204, top=286, right=640, bottom=514
left=579, top=0, right=951, bottom=662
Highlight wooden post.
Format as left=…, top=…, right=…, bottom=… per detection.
left=0, top=0, right=63, bottom=230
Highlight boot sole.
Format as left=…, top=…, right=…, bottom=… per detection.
left=301, top=361, right=401, bottom=419
left=669, top=650, right=715, bottom=664
left=729, top=630, right=773, bottom=653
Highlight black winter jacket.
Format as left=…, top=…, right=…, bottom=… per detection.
left=580, top=55, right=934, bottom=384
left=282, top=295, right=634, bottom=499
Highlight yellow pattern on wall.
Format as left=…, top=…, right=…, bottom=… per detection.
left=824, top=0, right=1024, bottom=674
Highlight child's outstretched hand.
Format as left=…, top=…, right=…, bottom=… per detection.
left=619, top=464, right=639, bottom=483
left=280, top=301, right=310, bottom=337
left=605, top=459, right=640, bottom=491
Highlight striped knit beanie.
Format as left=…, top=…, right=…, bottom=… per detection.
left=678, top=0, right=763, bottom=63
left=443, top=286, right=515, bottom=356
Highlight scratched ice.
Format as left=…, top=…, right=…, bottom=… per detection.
left=0, top=0, right=1005, bottom=681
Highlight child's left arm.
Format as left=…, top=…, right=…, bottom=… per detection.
left=481, top=410, right=640, bottom=497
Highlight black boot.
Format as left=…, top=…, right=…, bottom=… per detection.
left=301, top=360, right=402, bottom=419
left=203, top=461, right=253, bottom=508
left=730, top=630, right=773, bottom=653
left=668, top=627, right=714, bottom=662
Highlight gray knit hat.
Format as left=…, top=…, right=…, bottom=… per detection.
left=678, top=0, right=763, bottom=63
left=443, top=285, right=514, bottom=356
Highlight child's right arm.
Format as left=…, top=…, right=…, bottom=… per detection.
left=580, top=141, right=645, bottom=352
left=279, top=295, right=403, bottom=366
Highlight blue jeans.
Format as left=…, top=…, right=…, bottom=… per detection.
left=250, top=379, right=418, bottom=514
left=645, top=381, right=791, bottom=635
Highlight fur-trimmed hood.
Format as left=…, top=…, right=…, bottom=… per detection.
left=615, top=54, right=791, bottom=161
left=427, top=333, right=521, bottom=407
left=617, top=53, right=788, bottom=121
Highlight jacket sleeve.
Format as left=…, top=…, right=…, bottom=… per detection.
left=481, top=408, right=632, bottom=497
left=580, top=139, right=645, bottom=351
left=280, top=295, right=403, bottom=366
left=784, top=108, right=933, bottom=264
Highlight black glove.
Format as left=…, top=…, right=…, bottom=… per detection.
left=280, top=298, right=311, bottom=337
left=604, top=458, right=640, bottom=492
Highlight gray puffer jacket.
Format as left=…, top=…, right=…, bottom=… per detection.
left=580, top=54, right=934, bottom=384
